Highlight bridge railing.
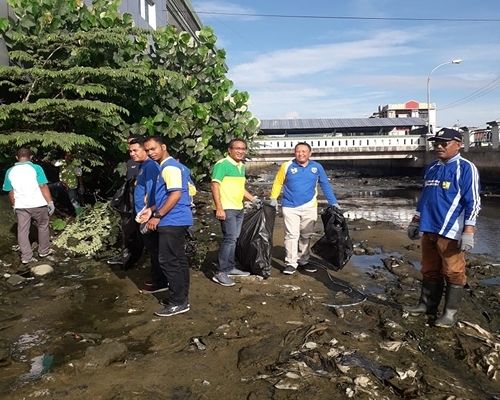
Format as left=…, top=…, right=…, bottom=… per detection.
left=254, top=135, right=427, bottom=152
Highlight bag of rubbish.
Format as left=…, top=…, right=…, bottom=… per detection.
left=236, top=203, right=276, bottom=278
left=311, top=206, right=353, bottom=271
left=111, top=178, right=135, bottom=215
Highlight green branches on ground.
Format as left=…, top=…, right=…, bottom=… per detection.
left=53, top=201, right=119, bottom=256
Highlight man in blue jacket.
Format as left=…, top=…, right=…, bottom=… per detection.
left=270, top=142, right=340, bottom=275
left=406, top=128, right=481, bottom=328
left=128, top=137, right=166, bottom=294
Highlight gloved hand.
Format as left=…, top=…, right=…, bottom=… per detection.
left=331, top=203, right=342, bottom=212
left=269, top=198, right=278, bottom=211
left=251, top=196, right=262, bottom=207
left=459, top=232, right=474, bottom=251
left=407, top=217, right=420, bottom=240
left=47, top=201, right=55, bottom=216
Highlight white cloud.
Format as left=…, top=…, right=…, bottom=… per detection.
left=192, top=1, right=258, bottom=21
left=229, top=30, right=421, bottom=86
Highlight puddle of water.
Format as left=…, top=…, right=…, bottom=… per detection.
left=479, top=276, right=500, bottom=286
left=19, top=354, right=53, bottom=382
left=14, top=331, right=47, bottom=360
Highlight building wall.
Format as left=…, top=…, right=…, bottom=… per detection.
left=0, top=0, right=202, bottom=65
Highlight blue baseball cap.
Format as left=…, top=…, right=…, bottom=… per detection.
left=428, top=128, right=462, bottom=142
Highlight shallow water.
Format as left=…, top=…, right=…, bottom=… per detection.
left=340, top=187, right=500, bottom=259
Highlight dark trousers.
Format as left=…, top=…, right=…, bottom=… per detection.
left=141, top=230, right=167, bottom=287
left=158, top=225, right=190, bottom=305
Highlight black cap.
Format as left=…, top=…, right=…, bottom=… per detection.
left=428, top=128, right=462, bottom=142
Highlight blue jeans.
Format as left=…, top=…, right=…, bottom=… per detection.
left=217, top=209, right=244, bottom=273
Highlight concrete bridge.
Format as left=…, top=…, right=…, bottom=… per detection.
left=248, top=131, right=500, bottom=183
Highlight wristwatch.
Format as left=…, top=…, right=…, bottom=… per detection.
left=152, top=211, right=162, bottom=219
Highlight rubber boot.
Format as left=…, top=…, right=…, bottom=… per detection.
left=404, top=281, right=443, bottom=316
left=434, top=284, right=464, bottom=328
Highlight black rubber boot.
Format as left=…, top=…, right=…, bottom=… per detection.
left=404, top=281, right=444, bottom=316
left=434, top=284, right=464, bottom=328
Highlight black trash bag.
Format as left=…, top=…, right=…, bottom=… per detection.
left=311, top=206, right=353, bottom=271
left=111, top=178, right=135, bottom=215
left=235, top=203, right=276, bottom=278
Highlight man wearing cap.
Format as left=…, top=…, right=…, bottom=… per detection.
left=405, top=128, right=481, bottom=328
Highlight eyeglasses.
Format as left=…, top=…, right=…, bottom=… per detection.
left=432, top=141, right=452, bottom=148
left=231, top=147, right=247, bottom=151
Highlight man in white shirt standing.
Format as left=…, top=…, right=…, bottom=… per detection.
left=3, top=148, right=55, bottom=264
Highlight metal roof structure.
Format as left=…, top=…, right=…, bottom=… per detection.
left=260, top=117, right=426, bottom=130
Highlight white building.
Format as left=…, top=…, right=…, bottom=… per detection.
left=373, top=100, right=436, bottom=133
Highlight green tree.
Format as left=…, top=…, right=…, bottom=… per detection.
left=0, top=0, right=259, bottom=184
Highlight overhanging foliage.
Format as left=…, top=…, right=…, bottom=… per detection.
left=0, top=0, right=260, bottom=184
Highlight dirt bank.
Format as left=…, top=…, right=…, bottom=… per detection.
left=0, top=173, right=499, bottom=400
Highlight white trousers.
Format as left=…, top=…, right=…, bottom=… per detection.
left=282, top=205, right=318, bottom=268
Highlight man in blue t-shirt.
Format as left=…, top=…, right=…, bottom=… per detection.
left=139, top=136, right=193, bottom=317
left=405, top=128, right=481, bottom=328
left=3, top=148, right=55, bottom=264
left=270, top=142, right=340, bottom=275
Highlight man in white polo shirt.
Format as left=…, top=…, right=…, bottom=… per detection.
left=3, top=148, right=55, bottom=264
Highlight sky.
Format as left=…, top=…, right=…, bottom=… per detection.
left=191, top=0, right=500, bottom=128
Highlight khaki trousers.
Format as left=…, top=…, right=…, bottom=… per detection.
left=282, top=205, right=318, bottom=268
left=16, top=207, right=50, bottom=262
left=421, top=233, right=467, bottom=286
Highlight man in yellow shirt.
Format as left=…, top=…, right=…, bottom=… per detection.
left=210, top=139, right=260, bottom=286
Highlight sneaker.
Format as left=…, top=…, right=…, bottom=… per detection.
left=154, top=302, right=190, bottom=317
left=21, top=257, right=38, bottom=265
left=212, top=272, right=235, bottom=287
left=227, top=268, right=250, bottom=277
left=299, top=263, right=317, bottom=273
left=140, top=284, right=169, bottom=294
left=282, top=265, right=297, bottom=275
left=106, top=256, right=123, bottom=265
left=39, top=249, right=55, bottom=258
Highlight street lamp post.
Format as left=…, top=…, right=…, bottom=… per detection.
left=426, top=59, right=462, bottom=136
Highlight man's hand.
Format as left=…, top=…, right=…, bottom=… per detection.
left=331, top=203, right=342, bottom=212
left=47, top=201, right=55, bottom=216
left=407, top=216, right=420, bottom=240
left=215, top=208, right=226, bottom=221
left=146, top=217, right=160, bottom=231
left=251, top=196, right=262, bottom=208
left=459, top=232, right=474, bottom=252
left=136, top=207, right=152, bottom=223
left=270, top=198, right=278, bottom=211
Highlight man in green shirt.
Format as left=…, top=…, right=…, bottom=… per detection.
left=210, top=138, right=260, bottom=287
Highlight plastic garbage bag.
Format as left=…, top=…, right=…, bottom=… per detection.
left=236, top=203, right=276, bottom=278
left=111, top=178, right=135, bottom=215
left=311, top=206, right=352, bottom=271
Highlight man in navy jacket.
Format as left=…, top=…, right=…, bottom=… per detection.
left=406, top=128, right=481, bottom=328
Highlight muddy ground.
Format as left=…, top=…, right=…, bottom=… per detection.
left=0, top=170, right=499, bottom=400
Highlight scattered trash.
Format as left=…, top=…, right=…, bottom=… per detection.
left=30, top=264, right=54, bottom=277
left=379, top=341, right=405, bottom=352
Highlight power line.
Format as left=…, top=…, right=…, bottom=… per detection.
left=196, top=10, right=500, bottom=23
left=440, top=76, right=500, bottom=110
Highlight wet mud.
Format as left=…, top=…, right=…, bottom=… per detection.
left=0, top=168, right=499, bottom=399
